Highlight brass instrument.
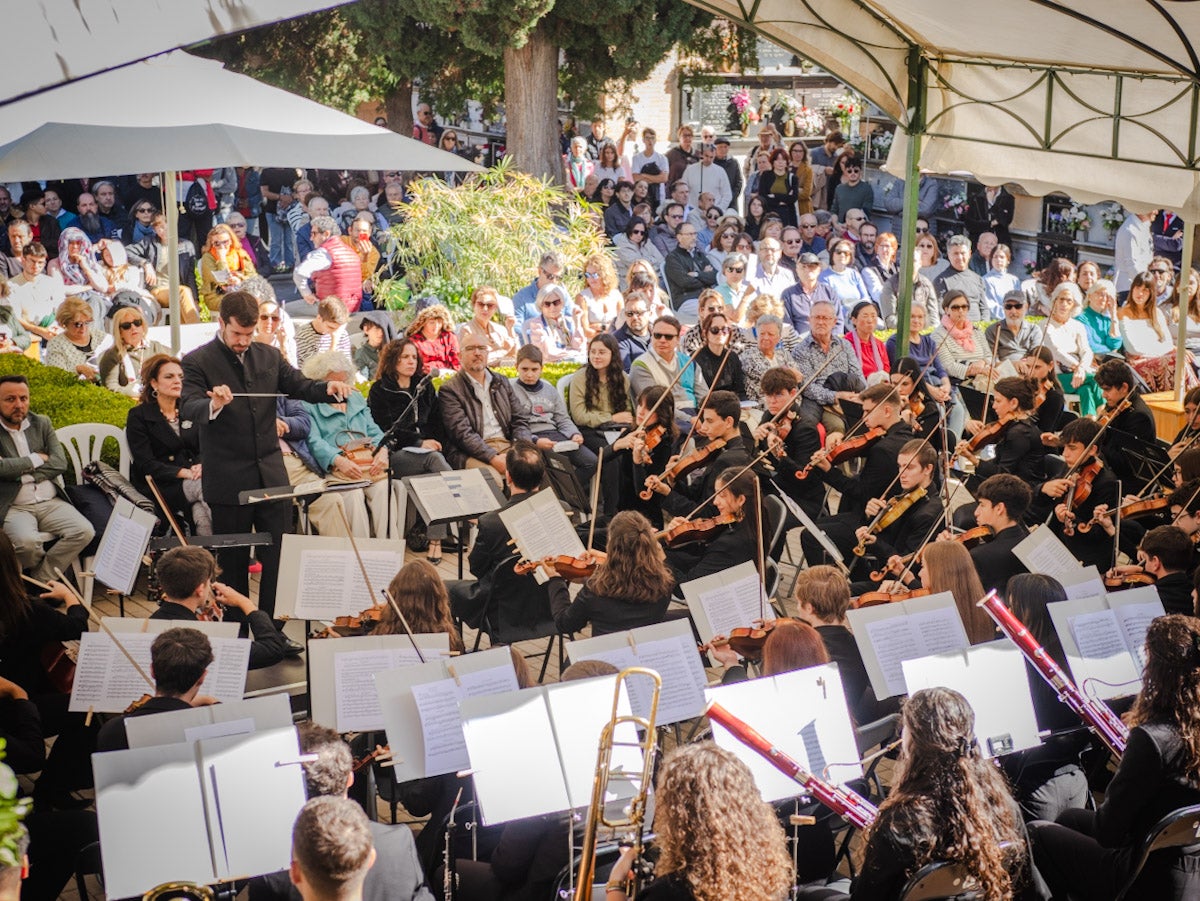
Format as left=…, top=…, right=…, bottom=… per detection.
left=575, top=667, right=662, bottom=899
left=142, top=882, right=216, bottom=901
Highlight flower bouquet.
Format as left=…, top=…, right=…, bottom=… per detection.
left=1064, top=202, right=1092, bottom=236
left=1101, top=202, right=1125, bottom=237
left=730, top=87, right=757, bottom=134
left=831, top=92, right=861, bottom=133
left=795, top=105, right=826, bottom=136
left=943, top=189, right=968, bottom=217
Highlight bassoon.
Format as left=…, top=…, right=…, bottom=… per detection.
left=706, top=701, right=878, bottom=829
left=977, top=589, right=1128, bottom=756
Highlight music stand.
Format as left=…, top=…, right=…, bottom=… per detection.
left=404, top=470, right=507, bottom=578
left=1108, top=431, right=1171, bottom=493
left=239, top=480, right=373, bottom=535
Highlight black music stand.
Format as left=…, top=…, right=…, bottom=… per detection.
left=403, top=470, right=507, bottom=578
left=239, top=480, right=373, bottom=535
left=1109, top=432, right=1172, bottom=493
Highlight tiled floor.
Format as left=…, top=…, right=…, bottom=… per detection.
left=62, top=527, right=818, bottom=900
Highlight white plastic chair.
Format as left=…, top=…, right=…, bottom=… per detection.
left=555, top=369, right=579, bottom=408
left=55, top=424, right=132, bottom=605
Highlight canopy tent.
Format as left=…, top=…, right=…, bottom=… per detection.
left=682, top=0, right=1200, bottom=392
left=0, top=51, right=481, bottom=351
left=5, top=0, right=351, bottom=106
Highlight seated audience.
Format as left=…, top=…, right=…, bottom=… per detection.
left=457, top=286, right=518, bottom=369
left=198, top=224, right=256, bottom=314
left=510, top=345, right=598, bottom=486
left=526, top=284, right=586, bottom=364
left=98, top=306, right=168, bottom=397
left=8, top=242, right=66, bottom=341
left=354, top=311, right=396, bottom=380
left=44, top=298, right=107, bottom=381
left=405, top=303, right=461, bottom=375
left=295, top=296, right=353, bottom=369
left=125, top=213, right=200, bottom=324
left=439, top=340, right=534, bottom=476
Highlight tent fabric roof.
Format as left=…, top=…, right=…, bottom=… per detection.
left=686, top=0, right=1200, bottom=214
left=0, top=52, right=482, bottom=180
left=6, top=0, right=351, bottom=106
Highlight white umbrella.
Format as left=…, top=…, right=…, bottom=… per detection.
left=0, top=52, right=481, bottom=350
left=5, top=0, right=354, bottom=105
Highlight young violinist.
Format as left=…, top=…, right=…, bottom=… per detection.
left=1030, top=615, right=1200, bottom=899
left=851, top=440, right=943, bottom=582
left=151, top=545, right=290, bottom=669
left=372, top=559, right=465, bottom=652
left=1099, top=525, right=1194, bottom=614
left=97, top=627, right=215, bottom=751
left=611, top=386, right=677, bottom=523
left=955, top=376, right=1047, bottom=489
left=1094, top=359, right=1157, bottom=492
left=1034, top=418, right=1121, bottom=570
left=968, top=473, right=1032, bottom=598
left=1167, top=385, right=1200, bottom=456
left=1019, top=345, right=1065, bottom=435
left=664, top=466, right=760, bottom=585
left=752, top=366, right=824, bottom=517
left=891, top=356, right=947, bottom=445
left=798, top=688, right=1036, bottom=901
left=547, top=510, right=674, bottom=636
left=1088, top=478, right=1200, bottom=567
left=644, top=390, right=751, bottom=519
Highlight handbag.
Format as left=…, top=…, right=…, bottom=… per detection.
left=336, top=430, right=386, bottom=482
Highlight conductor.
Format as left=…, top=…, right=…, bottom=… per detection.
left=182, top=291, right=353, bottom=624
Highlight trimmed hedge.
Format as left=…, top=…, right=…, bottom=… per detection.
left=0, top=356, right=136, bottom=430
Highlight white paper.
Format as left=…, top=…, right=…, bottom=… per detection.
left=1048, top=590, right=1165, bottom=701
left=1059, top=565, right=1106, bottom=600
left=184, top=717, right=255, bottom=744
left=93, top=497, right=155, bottom=596
left=499, top=489, right=584, bottom=563
left=551, top=440, right=578, bottom=454
left=276, top=535, right=405, bottom=620
left=681, top=561, right=774, bottom=653
left=406, top=468, right=500, bottom=523
left=902, top=642, right=1041, bottom=758
left=1013, top=527, right=1084, bottom=582
left=706, top=664, right=861, bottom=803
left=566, top=620, right=709, bottom=725
left=70, top=632, right=250, bottom=713
left=308, top=633, right=451, bottom=733
left=103, top=616, right=240, bottom=639
left=125, top=695, right=293, bottom=749
left=847, top=592, right=971, bottom=698
left=497, top=295, right=515, bottom=317
left=409, top=663, right=522, bottom=775
left=1114, top=600, right=1160, bottom=673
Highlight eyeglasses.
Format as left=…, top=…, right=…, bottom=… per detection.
left=476, top=302, right=497, bottom=310
left=1003, top=302, right=1025, bottom=310
left=259, top=313, right=281, bottom=322
left=543, top=298, right=564, bottom=308
left=584, top=272, right=600, bottom=279
left=708, top=326, right=729, bottom=335
left=119, top=319, right=145, bottom=330
left=540, top=270, right=562, bottom=281
left=68, top=320, right=92, bottom=328
left=631, top=228, right=646, bottom=235
left=626, top=308, right=647, bottom=316
left=915, top=226, right=930, bottom=233
left=136, top=207, right=153, bottom=214
left=652, top=331, right=678, bottom=340
left=948, top=304, right=969, bottom=311
left=726, top=266, right=745, bottom=273
left=1150, top=268, right=1171, bottom=275
left=784, top=239, right=802, bottom=244
left=834, top=249, right=852, bottom=255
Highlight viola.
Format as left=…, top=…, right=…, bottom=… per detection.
left=852, top=487, right=928, bottom=557
left=853, top=588, right=930, bottom=608
left=796, top=426, right=886, bottom=480
left=966, top=412, right=1017, bottom=454
left=726, top=618, right=786, bottom=660
left=514, top=551, right=607, bottom=580
left=641, top=436, right=730, bottom=500
left=656, top=513, right=737, bottom=549
left=1077, top=493, right=1170, bottom=535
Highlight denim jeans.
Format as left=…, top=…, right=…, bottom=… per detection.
left=267, top=215, right=294, bottom=268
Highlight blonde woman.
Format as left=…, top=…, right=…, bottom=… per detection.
left=98, top=306, right=168, bottom=397
left=457, top=286, right=517, bottom=368
left=576, top=253, right=622, bottom=338
left=199, top=224, right=256, bottom=313
left=253, top=296, right=297, bottom=366
left=43, top=298, right=107, bottom=380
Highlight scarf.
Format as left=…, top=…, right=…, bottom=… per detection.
left=132, top=221, right=156, bottom=244
left=848, top=330, right=884, bottom=373
left=57, top=227, right=96, bottom=285
left=941, top=314, right=976, bottom=353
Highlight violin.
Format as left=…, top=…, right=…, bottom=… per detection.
left=725, top=618, right=785, bottom=660
left=196, top=594, right=224, bottom=623
left=965, top=412, right=1018, bottom=454
left=641, top=423, right=665, bottom=452
left=1062, top=458, right=1103, bottom=536
left=907, top=393, right=925, bottom=420
left=514, top=551, right=607, bottom=580
left=1076, top=493, right=1170, bottom=534
left=853, top=588, right=930, bottom=608
left=641, top=436, right=730, bottom=500
left=852, top=488, right=928, bottom=557
left=1097, top=397, right=1130, bottom=428
left=125, top=692, right=154, bottom=714
left=796, top=426, right=886, bottom=480
left=1103, top=570, right=1157, bottom=589
left=656, top=513, right=737, bottom=549
left=867, top=526, right=992, bottom=582
left=1033, top=377, right=1054, bottom=409
left=352, top=744, right=392, bottom=773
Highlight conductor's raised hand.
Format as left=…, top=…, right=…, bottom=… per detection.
left=208, top=384, right=234, bottom=412
left=325, top=380, right=354, bottom=402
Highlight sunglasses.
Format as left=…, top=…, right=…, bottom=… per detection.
left=476, top=302, right=497, bottom=310
left=540, top=271, right=562, bottom=281
left=543, top=299, right=564, bottom=308
left=708, top=326, right=729, bottom=335
left=1003, top=302, right=1025, bottom=310
left=626, top=309, right=648, bottom=316
left=726, top=266, right=745, bottom=273
left=915, top=226, right=930, bottom=233
left=69, top=320, right=92, bottom=328
left=652, top=331, right=678, bottom=340
left=119, top=319, right=145, bottom=330
left=136, top=207, right=153, bottom=214
left=584, top=272, right=600, bottom=279
left=1150, top=269, right=1171, bottom=275
left=259, top=313, right=282, bottom=322
left=845, top=166, right=862, bottom=172
left=631, top=228, right=646, bottom=235
left=948, top=304, right=969, bottom=311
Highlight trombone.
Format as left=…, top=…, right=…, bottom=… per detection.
left=574, top=667, right=662, bottom=899
left=142, top=883, right=216, bottom=901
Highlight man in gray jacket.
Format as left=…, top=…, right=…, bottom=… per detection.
left=0, top=375, right=94, bottom=581
left=438, top=338, right=533, bottom=480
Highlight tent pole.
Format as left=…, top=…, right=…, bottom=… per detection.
left=895, top=47, right=927, bottom=355
left=165, top=170, right=182, bottom=355
left=1176, top=223, right=1195, bottom=401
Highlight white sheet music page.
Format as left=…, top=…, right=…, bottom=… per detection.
left=847, top=591, right=969, bottom=698
left=93, top=497, right=155, bottom=595
left=1013, top=528, right=1084, bottom=582
left=409, top=661, right=521, bottom=777
left=292, top=548, right=403, bottom=619
left=499, top=490, right=584, bottom=562
left=331, top=641, right=451, bottom=733
left=681, top=561, right=772, bottom=650
left=1049, top=596, right=1144, bottom=700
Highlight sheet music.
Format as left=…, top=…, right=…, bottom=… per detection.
left=1059, top=566, right=1106, bottom=600
left=1114, top=600, right=1161, bottom=673
left=443, top=469, right=502, bottom=517
left=409, top=663, right=521, bottom=776
left=1049, top=593, right=1159, bottom=700
left=332, top=644, right=450, bottom=733
left=292, top=548, right=402, bottom=619
left=1071, top=610, right=1127, bottom=661
left=848, top=592, right=970, bottom=698
left=902, top=642, right=1041, bottom=758
left=70, top=632, right=250, bottom=713
left=1013, top=527, right=1083, bottom=582
left=93, top=497, right=155, bottom=596
left=681, top=561, right=773, bottom=653
left=125, top=695, right=293, bottom=749
left=499, top=489, right=584, bottom=562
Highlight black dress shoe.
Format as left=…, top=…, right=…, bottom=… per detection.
left=282, top=637, right=304, bottom=657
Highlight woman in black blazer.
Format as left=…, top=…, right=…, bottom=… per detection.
left=665, top=465, right=762, bottom=587
left=548, top=510, right=674, bottom=636
left=124, top=354, right=211, bottom=533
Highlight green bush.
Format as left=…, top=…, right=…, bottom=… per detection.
left=0, top=356, right=136, bottom=473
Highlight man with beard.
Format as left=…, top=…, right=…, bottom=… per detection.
left=74, top=193, right=111, bottom=244
left=854, top=221, right=879, bottom=271
left=93, top=182, right=127, bottom=239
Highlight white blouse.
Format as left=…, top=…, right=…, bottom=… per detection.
left=1044, top=318, right=1094, bottom=371
left=1120, top=310, right=1174, bottom=358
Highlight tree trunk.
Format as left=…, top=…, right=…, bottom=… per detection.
left=384, top=80, right=415, bottom=137
left=504, top=21, right=561, bottom=183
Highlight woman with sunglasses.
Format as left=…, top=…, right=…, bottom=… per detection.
left=915, top=232, right=947, bottom=283
left=615, top=217, right=665, bottom=287
left=98, top=306, right=168, bottom=397
left=199, top=223, right=256, bottom=314
left=820, top=238, right=871, bottom=311
left=44, top=297, right=105, bottom=381
left=932, top=289, right=998, bottom=438
left=456, top=285, right=517, bottom=368
left=225, top=212, right=268, bottom=270
left=253, top=294, right=297, bottom=365
left=527, top=284, right=585, bottom=363
left=716, top=252, right=757, bottom=325
left=694, top=309, right=748, bottom=400
left=684, top=289, right=744, bottom=355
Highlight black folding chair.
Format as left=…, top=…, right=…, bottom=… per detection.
left=1113, top=804, right=1200, bottom=900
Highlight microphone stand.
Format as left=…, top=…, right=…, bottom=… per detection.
left=378, top=374, right=432, bottom=541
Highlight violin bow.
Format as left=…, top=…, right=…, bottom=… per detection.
left=889, top=505, right=950, bottom=590
left=145, top=475, right=189, bottom=546
left=382, top=588, right=427, bottom=664
left=1113, top=479, right=1123, bottom=574
left=52, top=566, right=155, bottom=690
left=753, top=475, right=767, bottom=623
left=335, top=505, right=384, bottom=609
left=586, top=448, right=603, bottom=553
left=978, top=319, right=1005, bottom=426
left=1041, top=396, right=1130, bottom=528
left=680, top=341, right=735, bottom=452
left=1141, top=427, right=1200, bottom=495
